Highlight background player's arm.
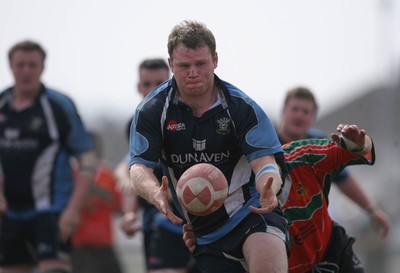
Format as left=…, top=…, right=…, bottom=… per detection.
left=115, top=160, right=141, bottom=236
left=332, top=123, right=390, bottom=238
left=0, top=170, right=6, bottom=215
left=59, top=150, right=97, bottom=242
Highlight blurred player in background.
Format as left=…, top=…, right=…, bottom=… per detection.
left=71, top=132, right=123, bottom=273
left=115, top=58, right=197, bottom=273
left=0, top=40, right=96, bottom=273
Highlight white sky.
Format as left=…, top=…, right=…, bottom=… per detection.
left=1, top=0, right=399, bottom=125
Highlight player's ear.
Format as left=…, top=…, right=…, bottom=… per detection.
left=213, top=52, right=218, bottom=69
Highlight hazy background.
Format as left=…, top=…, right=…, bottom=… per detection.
left=1, top=1, right=400, bottom=272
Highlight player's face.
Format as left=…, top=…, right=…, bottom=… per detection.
left=281, top=97, right=316, bottom=139
left=138, top=68, right=170, bottom=98
left=10, top=50, right=44, bottom=95
left=168, top=44, right=218, bottom=100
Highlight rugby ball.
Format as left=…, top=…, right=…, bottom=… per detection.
left=176, top=163, right=228, bottom=216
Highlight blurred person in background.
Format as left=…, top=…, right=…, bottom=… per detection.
left=276, top=86, right=390, bottom=239
left=115, top=58, right=198, bottom=273
left=0, top=40, right=96, bottom=273
left=71, top=132, right=123, bottom=273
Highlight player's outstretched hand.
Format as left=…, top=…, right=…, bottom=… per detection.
left=183, top=223, right=196, bottom=252
left=331, top=123, right=366, bottom=151
left=249, top=176, right=278, bottom=214
left=151, top=176, right=183, bottom=225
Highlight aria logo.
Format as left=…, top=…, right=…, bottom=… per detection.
left=192, top=139, right=206, bottom=151
left=166, top=120, right=186, bottom=132
left=216, top=117, right=231, bottom=135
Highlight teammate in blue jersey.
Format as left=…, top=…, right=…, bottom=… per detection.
left=129, top=20, right=290, bottom=273
left=115, top=58, right=198, bottom=273
left=276, top=86, right=390, bottom=238
left=0, top=40, right=96, bottom=273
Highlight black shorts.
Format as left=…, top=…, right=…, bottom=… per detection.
left=0, top=212, right=71, bottom=266
left=71, top=246, right=122, bottom=273
left=192, top=207, right=289, bottom=273
left=147, top=225, right=192, bottom=270
left=308, top=222, right=365, bottom=273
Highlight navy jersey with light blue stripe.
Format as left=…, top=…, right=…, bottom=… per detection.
left=0, top=85, right=93, bottom=219
left=129, top=75, right=283, bottom=242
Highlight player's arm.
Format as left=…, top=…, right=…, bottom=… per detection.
left=130, top=163, right=183, bottom=224
left=0, top=166, right=7, bottom=215
left=332, top=123, right=390, bottom=238
left=60, top=150, right=97, bottom=242
left=115, top=159, right=141, bottom=236
left=248, top=155, right=282, bottom=214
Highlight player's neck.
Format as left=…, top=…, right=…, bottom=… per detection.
left=184, top=85, right=219, bottom=117
left=278, top=128, right=307, bottom=144
left=12, top=86, right=41, bottom=111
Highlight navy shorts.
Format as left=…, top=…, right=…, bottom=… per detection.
left=0, top=212, right=71, bottom=266
left=147, top=225, right=192, bottom=270
left=192, top=207, right=289, bottom=273
left=309, top=222, right=365, bottom=273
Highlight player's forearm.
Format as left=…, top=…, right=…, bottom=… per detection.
left=252, top=155, right=282, bottom=195
left=66, top=173, right=91, bottom=212
left=67, top=150, right=97, bottom=212
left=130, top=163, right=160, bottom=204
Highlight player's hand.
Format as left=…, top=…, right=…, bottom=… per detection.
left=183, top=223, right=196, bottom=252
left=120, top=212, right=141, bottom=237
left=0, top=192, right=7, bottom=215
left=331, top=124, right=366, bottom=151
left=369, top=206, right=391, bottom=239
left=151, top=176, right=183, bottom=225
left=58, top=207, right=80, bottom=242
left=249, top=176, right=278, bottom=214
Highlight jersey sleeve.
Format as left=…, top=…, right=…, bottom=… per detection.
left=229, top=88, right=282, bottom=161
left=129, top=100, right=163, bottom=168
left=47, top=90, right=94, bottom=156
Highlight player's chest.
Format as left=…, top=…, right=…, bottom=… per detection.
left=0, top=106, right=52, bottom=151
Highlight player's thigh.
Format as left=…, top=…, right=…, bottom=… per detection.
left=0, top=216, right=36, bottom=267
left=34, top=213, right=71, bottom=261
left=318, top=222, right=365, bottom=273
left=243, top=232, right=287, bottom=273
left=72, top=247, right=122, bottom=273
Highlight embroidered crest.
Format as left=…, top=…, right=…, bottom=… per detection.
left=216, top=117, right=230, bottom=135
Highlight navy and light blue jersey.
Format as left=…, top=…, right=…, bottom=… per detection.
left=129, top=75, right=282, bottom=243
left=0, top=85, right=93, bottom=219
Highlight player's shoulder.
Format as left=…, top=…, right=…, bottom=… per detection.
left=42, top=86, right=79, bottom=114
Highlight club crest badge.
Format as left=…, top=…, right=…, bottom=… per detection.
left=216, top=117, right=230, bottom=135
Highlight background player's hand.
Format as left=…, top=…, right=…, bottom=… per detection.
left=331, top=124, right=366, bottom=151
left=58, top=206, right=80, bottom=242
left=0, top=192, right=7, bottom=215
left=183, top=223, right=196, bottom=252
left=369, top=206, right=391, bottom=239
left=249, top=176, right=278, bottom=214
left=150, top=176, right=183, bottom=225
left=120, top=212, right=141, bottom=237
